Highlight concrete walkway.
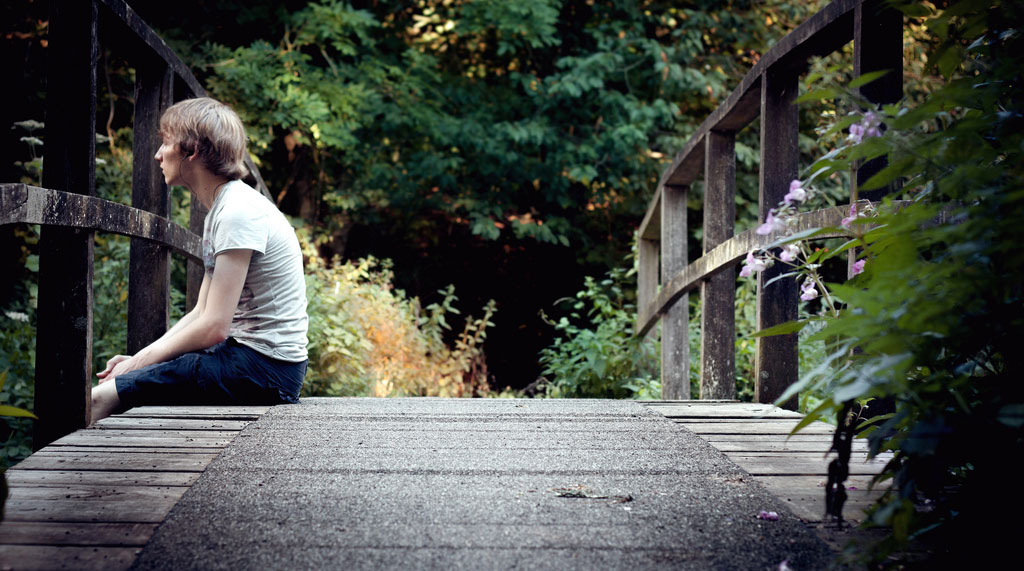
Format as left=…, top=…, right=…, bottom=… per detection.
left=130, top=398, right=833, bottom=570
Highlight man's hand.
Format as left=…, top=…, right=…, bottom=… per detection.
left=97, top=354, right=132, bottom=384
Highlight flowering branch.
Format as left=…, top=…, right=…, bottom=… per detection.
left=739, top=110, right=884, bottom=319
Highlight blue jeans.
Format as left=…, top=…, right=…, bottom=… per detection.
left=114, top=338, right=306, bottom=409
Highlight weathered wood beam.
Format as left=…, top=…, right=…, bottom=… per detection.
left=660, top=184, right=689, bottom=399
left=637, top=237, right=659, bottom=341
left=638, top=186, right=662, bottom=241
left=0, top=185, right=200, bottom=261
left=701, top=131, right=737, bottom=400
left=33, top=0, right=99, bottom=450
left=854, top=0, right=903, bottom=203
left=756, top=67, right=800, bottom=410
left=128, top=63, right=174, bottom=353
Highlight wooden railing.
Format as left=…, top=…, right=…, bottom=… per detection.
left=636, top=0, right=901, bottom=406
left=0, top=0, right=269, bottom=449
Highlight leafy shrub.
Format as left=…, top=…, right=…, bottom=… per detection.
left=301, top=231, right=497, bottom=397
left=537, top=265, right=659, bottom=399
left=768, top=1, right=1024, bottom=564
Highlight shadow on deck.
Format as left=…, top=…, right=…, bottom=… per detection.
left=0, top=399, right=886, bottom=570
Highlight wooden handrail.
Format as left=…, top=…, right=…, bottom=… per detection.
left=13, top=0, right=273, bottom=448
left=0, top=184, right=201, bottom=261
left=635, top=205, right=850, bottom=338
left=636, top=0, right=902, bottom=406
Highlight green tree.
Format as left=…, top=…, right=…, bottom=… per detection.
left=140, top=0, right=822, bottom=387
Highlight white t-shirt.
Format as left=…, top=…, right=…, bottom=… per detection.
left=202, top=180, right=308, bottom=362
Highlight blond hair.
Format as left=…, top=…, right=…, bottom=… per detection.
left=158, top=97, right=249, bottom=180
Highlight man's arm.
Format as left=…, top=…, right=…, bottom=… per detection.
left=102, top=249, right=252, bottom=380
left=97, top=274, right=213, bottom=382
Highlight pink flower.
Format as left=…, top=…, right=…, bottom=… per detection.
left=757, top=510, right=780, bottom=521
left=800, top=279, right=819, bottom=301
left=841, top=204, right=858, bottom=228
left=740, top=250, right=769, bottom=277
left=848, top=111, right=883, bottom=144
left=851, top=259, right=865, bottom=276
left=848, top=123, right=864, bottom=144
left=756, top=209, right=786, bottom=235
left=779, top=243, right=800, bottom=263
left=783, top=179, right=807, bottom=205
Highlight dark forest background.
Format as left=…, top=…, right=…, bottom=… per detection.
left=1, top=0, right=825, bottom=391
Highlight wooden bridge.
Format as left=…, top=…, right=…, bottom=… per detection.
left=1, top=0, right=902, bottom=568
left=0, top=400, right=890, bottom=569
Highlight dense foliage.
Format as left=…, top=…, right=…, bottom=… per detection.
left=767, top=1, right=1024, bottom=564
left=537, top=264, right=659, bottom=399
left=122, top=0, right=824, bottom=387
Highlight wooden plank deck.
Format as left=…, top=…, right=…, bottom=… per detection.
left=0, top=406, right=268, bottom=571
left=1, top=400, right=890, bottom=569
left=642, top=401, right=892, bottom=524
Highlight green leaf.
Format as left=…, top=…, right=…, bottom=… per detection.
left=751, top=318, right=813, bottom=338
left=788, top=399, right=832, bottom=435
left=848, top=70, right=891, bottom=89
left=996, top=404, right=1024, bottom=428
left=861, top=155, right=916, bottom=191
left=895, top=4, right=933, bottom=17
left=796, top=87, right=842, bottom=104
left=763, top=270, right=800, bottom=288
left=0, top=405, right=37, bottom=419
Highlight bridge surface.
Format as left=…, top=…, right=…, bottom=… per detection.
left=1, top=398, right=888, bottom=570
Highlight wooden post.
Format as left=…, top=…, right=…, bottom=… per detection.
left=637, top=238, right=659, bottom=337
left=660, top=184, right=689, bottom=399
left=127, top=63, right=174, bottom=353
left=701, top=131, right=736, bottom=400
left=34, top=0, right=99, bottom=449
left=755, top=66, right=799, bottom=410
left=854, top=0, right=903, bottom=204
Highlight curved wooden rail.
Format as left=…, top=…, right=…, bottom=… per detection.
left=635, top=205, right=848, bottom=337
left=635, top=0, right=902, bottom=405
left=0, top=184, right=200, bottom=262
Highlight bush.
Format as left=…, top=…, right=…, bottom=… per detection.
left=537, top=265, right=659, bottom=399
left=301, top=231, right=497, bottom=397
left=771, top=1, right=1024, bottom=564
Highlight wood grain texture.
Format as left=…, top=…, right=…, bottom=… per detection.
left=0, top=185, right=201, bottom=261
left=635, top=205, right=850, bottom=336
left=637, top=238, right=659, bottom=342
left=0, top=406, right=264, bottom=570
left=32, top=0, right=99, bottom=450
left=701, top=131, right=737, bottom=399
left=655, top=0, right=858, bottom=190
left=755, top=66, right=800, bottom=409
left=660, top=184, right=689, bottom=399
left=643, top=401, right=889, bottom=523
left=854, top=0, right=904, bottom=203
left=128, top=63, right=174, bottom=354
